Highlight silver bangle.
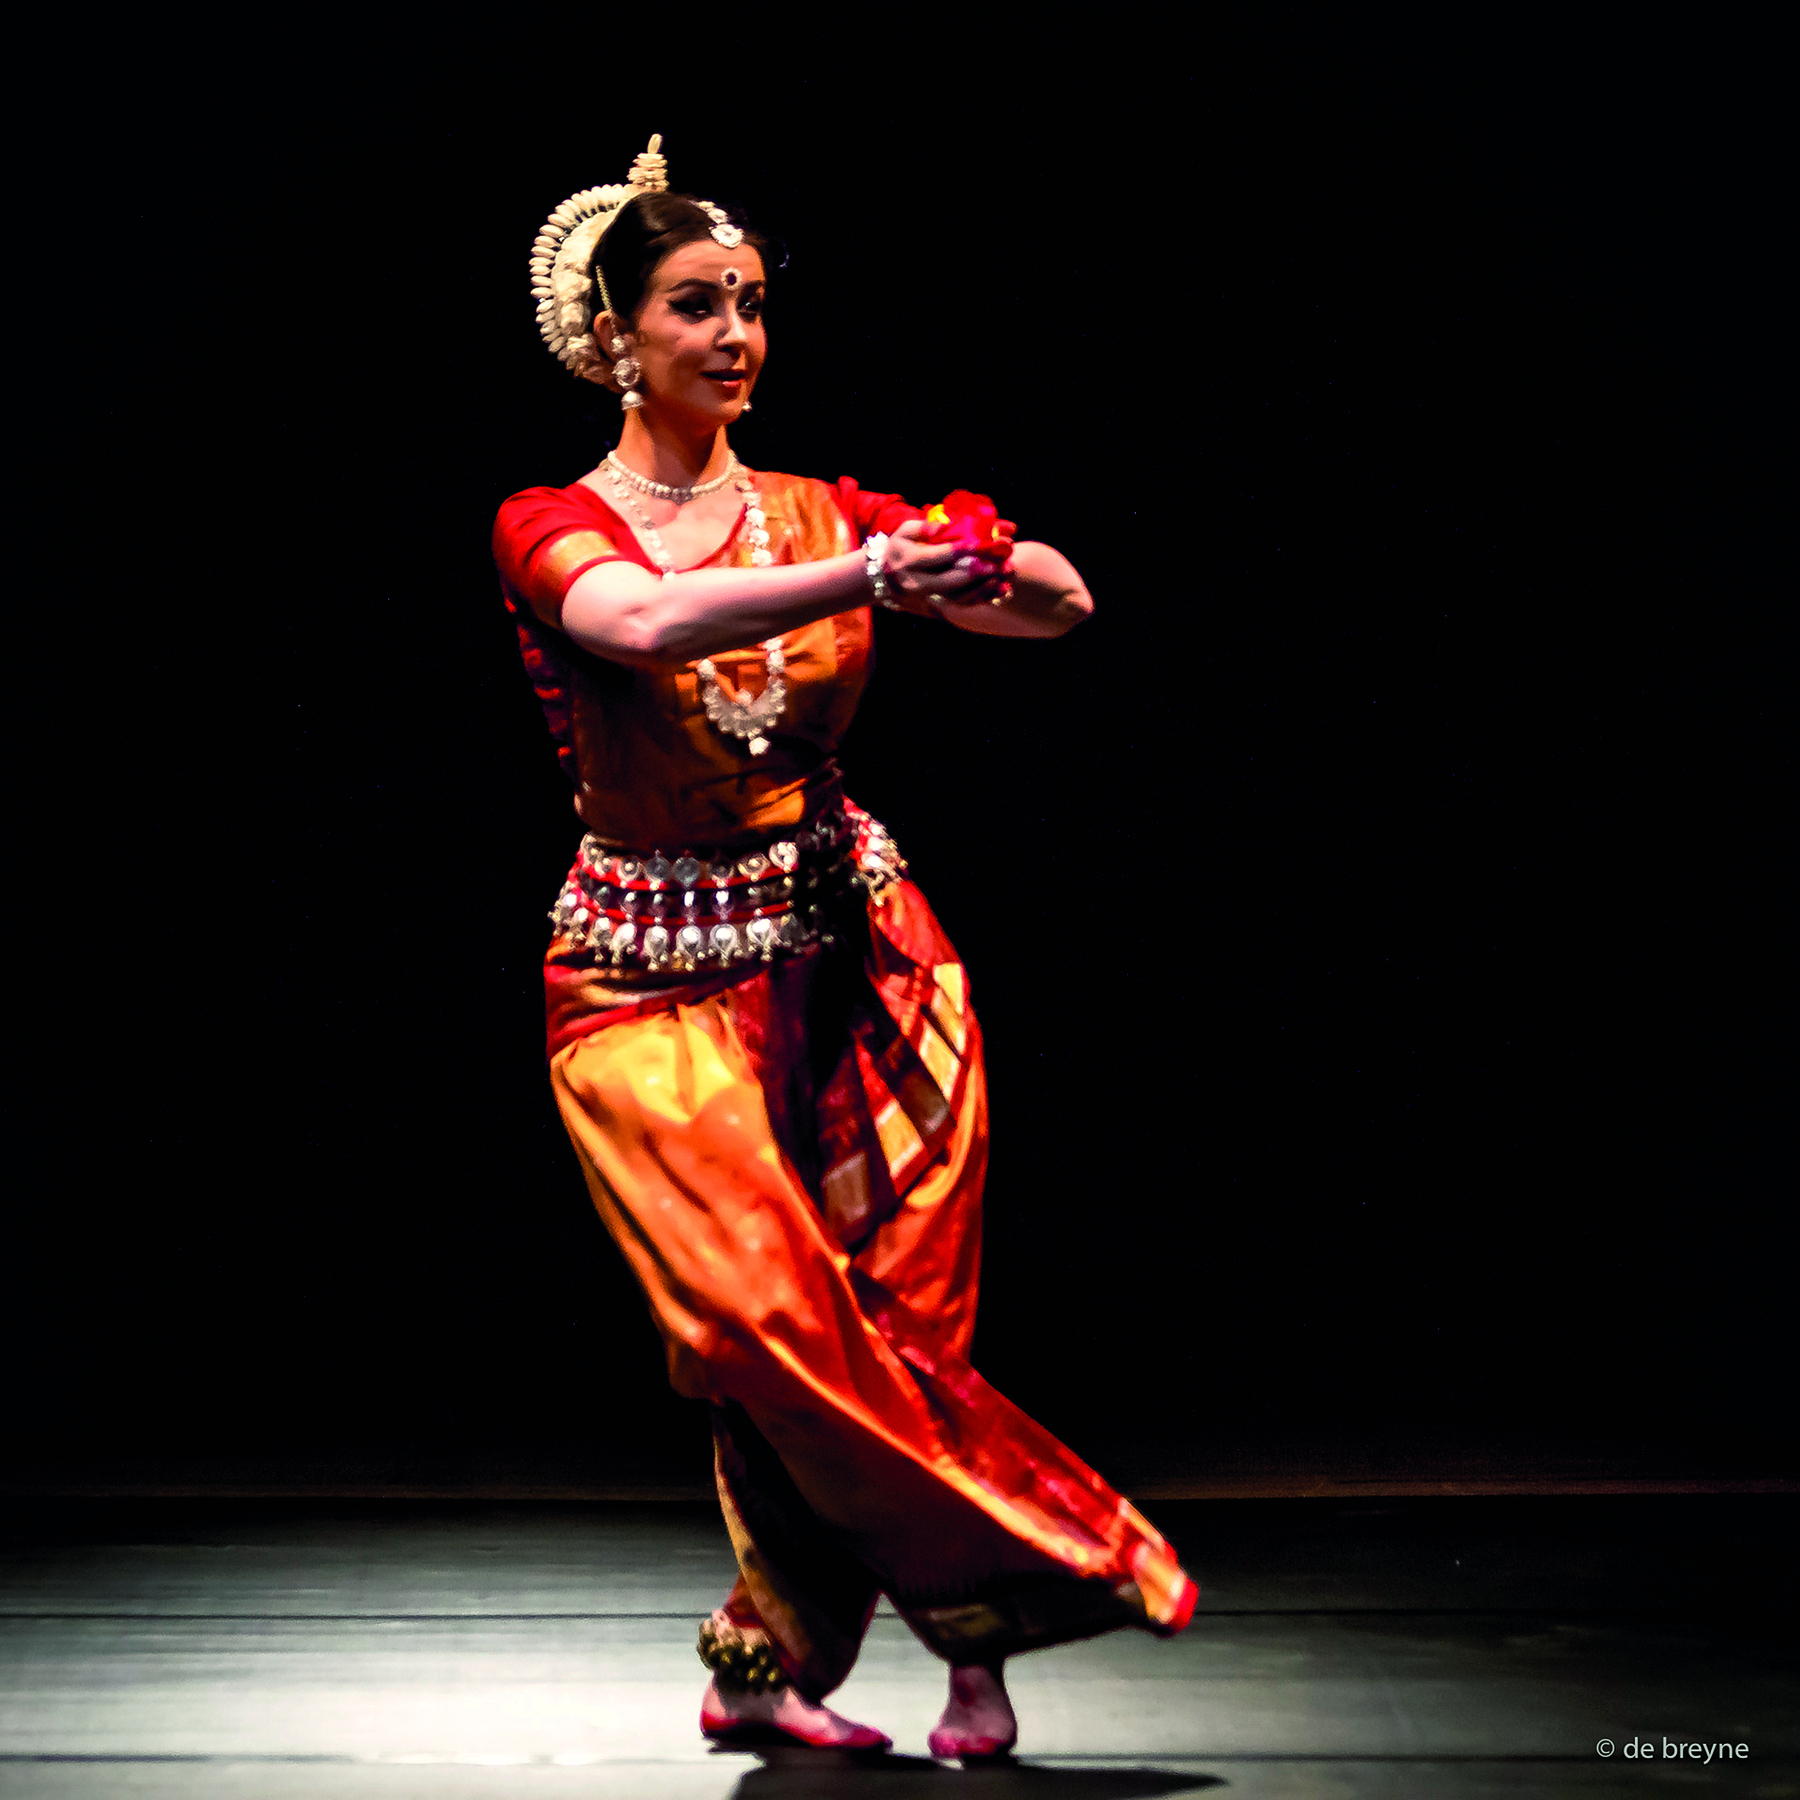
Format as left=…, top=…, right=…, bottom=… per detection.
left=863, top=532, right=899, bottom=610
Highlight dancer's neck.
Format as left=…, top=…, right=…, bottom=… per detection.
left=614, top=415, right=732, bottom=488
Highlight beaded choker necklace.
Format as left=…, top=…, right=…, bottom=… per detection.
left=604, top=450, right=739, bottom=506
left=602, top=461, right=786, bottom=756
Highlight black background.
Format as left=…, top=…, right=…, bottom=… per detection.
left=12, top=40, right=1781, bottom=1492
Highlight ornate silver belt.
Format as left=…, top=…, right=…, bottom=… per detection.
left=548, top=800, right=905, bottom=972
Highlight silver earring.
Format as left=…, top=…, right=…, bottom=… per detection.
left=610, top=335, right=643, bottom=410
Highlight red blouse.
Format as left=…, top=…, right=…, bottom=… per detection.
left=493, top=473, right=923, bottom=848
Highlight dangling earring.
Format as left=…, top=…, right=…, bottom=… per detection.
left=610, top=335, right=643, bottom=411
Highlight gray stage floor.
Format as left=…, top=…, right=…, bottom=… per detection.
left=1, top=1498, right=1794, bottom=1797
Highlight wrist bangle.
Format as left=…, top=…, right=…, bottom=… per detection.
left=863, top=533, right=898, bottom=610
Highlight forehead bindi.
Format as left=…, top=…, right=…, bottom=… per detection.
left=654, top=242, right=765, bottom=295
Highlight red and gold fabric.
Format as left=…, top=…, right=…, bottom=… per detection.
left=493, top=473, right=923, bottom=845
left=495, top=468, right=1198, bottom=1699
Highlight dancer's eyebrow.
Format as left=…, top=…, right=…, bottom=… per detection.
left=666, top=277, right=765, bottom=295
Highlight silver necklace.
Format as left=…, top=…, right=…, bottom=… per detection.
left=604, top=449, right=739, bottom=506
left=603, top=461, right=786, bottom=757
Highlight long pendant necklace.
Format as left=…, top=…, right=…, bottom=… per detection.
left=603, top=459, right=786, bottom=756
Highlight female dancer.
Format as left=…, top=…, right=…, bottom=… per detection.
left=493, top=137, right=1197, bottom=1759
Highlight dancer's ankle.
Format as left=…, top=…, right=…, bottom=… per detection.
left=931, top=1657, right=1017, bottom=1761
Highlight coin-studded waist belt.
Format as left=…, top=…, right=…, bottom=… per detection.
left=548, top=799, right=906, bottom=972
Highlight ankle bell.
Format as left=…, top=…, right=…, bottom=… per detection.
left=697, top=1609, right=790, bottom=1694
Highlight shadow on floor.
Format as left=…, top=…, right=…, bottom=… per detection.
left=726, top=1750, right=1222, bottom=1799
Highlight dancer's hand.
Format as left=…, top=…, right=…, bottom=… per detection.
left=925, top=541, right=1091, bottom=639
left=880, top=520, right=1001, bottom=616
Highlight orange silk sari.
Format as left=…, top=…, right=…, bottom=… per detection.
left=497, top=470, right=1197, bottom=1699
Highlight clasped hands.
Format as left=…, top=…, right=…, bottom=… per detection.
left=878, top=518, right=1016, bottom=617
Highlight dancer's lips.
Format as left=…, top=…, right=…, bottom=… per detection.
left=702, top=370, right=745, bottom=385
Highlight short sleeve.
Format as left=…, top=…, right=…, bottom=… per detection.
left=493, top=487, right=629, bottom=627
left=832, top=477, right=926, bottom=542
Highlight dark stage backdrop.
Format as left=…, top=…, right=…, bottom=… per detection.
left=12, top=55, right=1781, bottom=1491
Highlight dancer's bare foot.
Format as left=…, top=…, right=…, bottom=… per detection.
left=928, top=1660, right=1018, bottom=1760
left=700, top=1675, right=892, bottom=1751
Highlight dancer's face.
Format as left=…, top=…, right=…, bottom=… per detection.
left=613, top=241, right=766, bottom=428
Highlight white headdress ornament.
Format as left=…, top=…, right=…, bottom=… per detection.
left=529, top=135, right=745, bottom=388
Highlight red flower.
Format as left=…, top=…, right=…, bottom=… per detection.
left=923, top=491, right=1016, bottom=565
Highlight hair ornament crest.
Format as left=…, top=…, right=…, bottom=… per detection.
left=528, top=135, right=744, bottom=388
left=695, top=202, right=743, bottom=250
